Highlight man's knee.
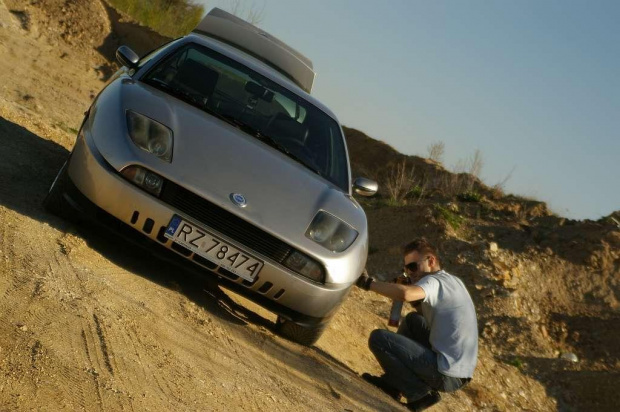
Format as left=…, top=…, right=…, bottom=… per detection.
left=368, top=329, right=391, bottom=352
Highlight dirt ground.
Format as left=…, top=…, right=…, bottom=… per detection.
left=0, top=1, right=618, bottom=411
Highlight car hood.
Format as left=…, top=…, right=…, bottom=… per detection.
left=90, top=78, right=366, bottom=258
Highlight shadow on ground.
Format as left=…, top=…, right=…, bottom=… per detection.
left=491, top=311, right=620, bottom=412
left=95, top=1, right=171, bottom=80
left=507, top=356, right=620, bottom=412
left=0, top=116, right=397, bottom=411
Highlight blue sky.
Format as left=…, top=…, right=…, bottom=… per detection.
left=199, top=0, right=620, bottom=220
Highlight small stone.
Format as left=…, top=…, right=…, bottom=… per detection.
left=560, top=352, right=579, bottom=363
left=541, top=325, right=548, bottom=338
left=502, top=271, right=512, bottom=281
left=489, top=242, right=499, bottom=252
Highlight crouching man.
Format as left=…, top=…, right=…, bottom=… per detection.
left=356, top=238, right=478, bottom=411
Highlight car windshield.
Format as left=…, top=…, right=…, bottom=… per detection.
left=141, top=43, right=349, bottom=192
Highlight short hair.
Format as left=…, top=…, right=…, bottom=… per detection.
left=402, top=238, right=440, bottom=262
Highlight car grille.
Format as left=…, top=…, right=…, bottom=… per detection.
left=160, top=181, right=293, bottom=263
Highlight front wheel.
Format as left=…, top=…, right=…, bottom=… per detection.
left=275, top=316, right=329, bottom=346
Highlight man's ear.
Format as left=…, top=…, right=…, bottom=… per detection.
left=428, top=255, right=436, bottom=268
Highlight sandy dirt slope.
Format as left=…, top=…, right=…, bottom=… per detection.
left=2, top=0, right=610, bottom=411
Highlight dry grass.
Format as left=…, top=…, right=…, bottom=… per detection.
left=229, top=0, right=266, bottom=25
left=385, top=159, right=418, bottom=204
left=491, top=166, right=516, bottom=199
left=427, top=141, right=445, bottom=163
left=430, top=149, right=484, bottom=197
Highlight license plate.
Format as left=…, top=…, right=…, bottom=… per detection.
left=165, top=215, right=263, bottom=281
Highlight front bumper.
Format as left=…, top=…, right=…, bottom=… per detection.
left=65, top=129, right=353, bottom=323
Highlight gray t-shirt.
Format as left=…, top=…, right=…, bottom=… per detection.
left=415, top=270, right=478, bottom=378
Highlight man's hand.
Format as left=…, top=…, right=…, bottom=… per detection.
left=355, top=269, right=374, bottom=291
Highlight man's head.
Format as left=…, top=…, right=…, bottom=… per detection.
left=402, top=238, right=441, bottom=282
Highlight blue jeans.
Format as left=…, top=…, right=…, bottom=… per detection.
left=368, top=312, right=467, bottom=402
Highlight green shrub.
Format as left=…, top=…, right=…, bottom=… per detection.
left=408, top=185, right=425, bottom=199
left=435, top=205, right=464, bottom=230
left=106, top=0, right=204, bottom=38
left=457, top=191, right=482, bottom=203
left=507, top=357, right=524, bottom=370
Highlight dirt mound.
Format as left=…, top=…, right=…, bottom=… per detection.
left=5, top=0, right=170, bottom=79
left=5, top=0, right=109, bottom=51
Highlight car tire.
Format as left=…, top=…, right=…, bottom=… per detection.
left=43, top=159, right=71, bottom=218
left=275, top=316, right=328, bottom=346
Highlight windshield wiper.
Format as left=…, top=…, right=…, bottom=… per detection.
left=146, top=78, right=206, bottom=108
left=255, top=131, right=322, bottom=177
left=218, top=116, right=322, bottom=176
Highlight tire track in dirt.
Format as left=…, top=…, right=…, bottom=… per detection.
left=81, top=328, right=105, bottom=409
left=92, top=313, right=114, bottom=375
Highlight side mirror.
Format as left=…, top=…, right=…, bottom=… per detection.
left=116, top=46, right=139, bottom=69
left=353, top=177, right=378, bottom=197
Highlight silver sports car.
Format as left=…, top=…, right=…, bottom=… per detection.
left=44, top=8, right=378, bottom=345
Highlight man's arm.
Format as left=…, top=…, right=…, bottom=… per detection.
left=369, top=281, right=426, bottom=302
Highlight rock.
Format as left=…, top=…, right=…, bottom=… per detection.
left=560, top=352, right=579, bottom=363
left=489, top=242, right=499, bottom=252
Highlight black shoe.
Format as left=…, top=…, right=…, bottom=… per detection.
left=406, top=391, right=441, bottom=411
left=361, top=373, right=400, bottom=400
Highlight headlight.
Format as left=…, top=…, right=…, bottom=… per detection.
left=306, top=211, right=358, bottom=253
left=284, top=251, right=324, bottom=283
left=121, top=165, right=165, bottom=196
left=126, top=110, right=173, bottom=162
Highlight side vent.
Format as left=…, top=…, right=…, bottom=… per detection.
left=171, top=242, right=192, bottom=256
left=218, top=267, right=240, bottom=281
left=194, top=254, right=217, bottom=270
left=258, top=282, right=273, bottom=294
left=157, top=226, right=168, bottom=243
left=143, top=218, right=154, bottom=234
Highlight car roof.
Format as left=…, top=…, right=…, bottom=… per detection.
left=181, top=34, right=340, bottom=123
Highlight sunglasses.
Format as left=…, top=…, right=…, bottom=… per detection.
left=404, top=257, right=429, bottom=273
